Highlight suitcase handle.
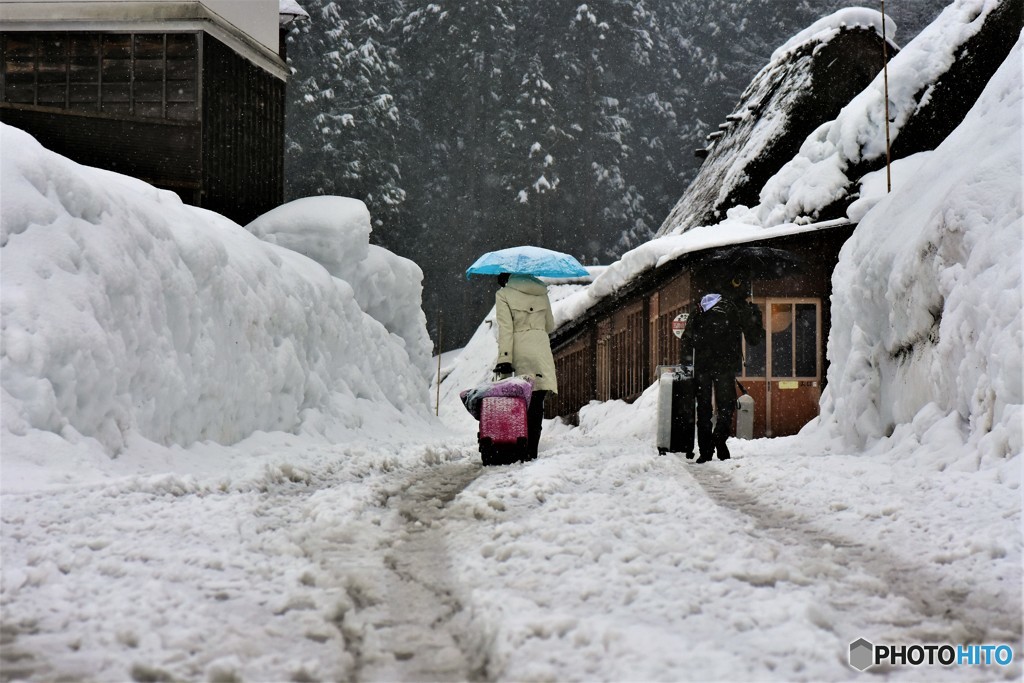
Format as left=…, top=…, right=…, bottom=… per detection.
left=656, top=364, right=693, bottom=380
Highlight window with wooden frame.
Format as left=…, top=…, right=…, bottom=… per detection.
left=1, top=32, right=198, bottom=121
left=740, top=298, right=821, bottom=380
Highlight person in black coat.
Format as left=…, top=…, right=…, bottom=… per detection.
left=680, top=279, right=763, bottom=462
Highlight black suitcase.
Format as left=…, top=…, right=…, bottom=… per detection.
left=656, top=365, right=695, bottom=457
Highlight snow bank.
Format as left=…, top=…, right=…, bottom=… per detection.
left=0, top=124, right=435, bottom=464
left=756, top=0, right=1007, bottom=227
left=810, top=36, right=1022, bottom=468
left=246, top=195, right=371, bottom=279
left=247, top=197, right=433, bottom=378
left=434, top=304, right=499, bottom=434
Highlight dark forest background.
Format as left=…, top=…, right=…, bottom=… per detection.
left=283, top=0, right=947, bottom=351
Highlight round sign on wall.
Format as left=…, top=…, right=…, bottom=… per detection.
left=671, top=312, right=689, bottom=338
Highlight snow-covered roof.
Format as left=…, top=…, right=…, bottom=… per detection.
left=770, top=7, right=895, bottom=62
left=656, top=9, right=895, bottom=238
left=554, top=0, right=1017, bottom=337
left=279, top=0, right=309, bottom=25
left=751, top=0, right=1017, bottom=230
left=551, top=217, right=853, bottom=334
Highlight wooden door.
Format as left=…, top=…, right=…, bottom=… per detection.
left=740, top=298, right=822, bottom=437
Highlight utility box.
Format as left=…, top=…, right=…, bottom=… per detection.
left=736, top=393, right=755, bottom=439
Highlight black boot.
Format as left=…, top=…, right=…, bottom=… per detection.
left=716, top=439, right=731, bottom=460
left=695, top=452, right=713, bottom=464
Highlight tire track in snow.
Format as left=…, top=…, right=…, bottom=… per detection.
left=685, top=463, right=1018, bottom=649
left=345, top=458, right=491, bottom=682
left=0, top=447, right=489, bottom=683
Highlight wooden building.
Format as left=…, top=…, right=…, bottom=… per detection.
left=548, top=223, right=853, bottom=437
left=0, top=0, right=306, bottom=225
left=546, top=21, right=893, bottom=437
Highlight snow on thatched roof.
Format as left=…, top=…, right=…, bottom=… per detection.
left=656, top=9, right=895, bottom=238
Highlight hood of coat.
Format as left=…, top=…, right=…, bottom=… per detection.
left=505, top=274, right=548, bottom=296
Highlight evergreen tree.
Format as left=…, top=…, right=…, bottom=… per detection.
left=283, top=0, right=951, bottom=349
left=396, top=0, right=520, bottom=342
left=498, top=52, right=571, bottom=247
left=551, top=1, right=663, bottom=259
left=285, top=0, right=406, bottom=238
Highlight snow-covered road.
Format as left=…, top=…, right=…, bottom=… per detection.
left=2, top=426, right=1019, bottom=682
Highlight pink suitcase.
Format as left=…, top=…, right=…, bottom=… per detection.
left=478, top=396, right=529, bottom=465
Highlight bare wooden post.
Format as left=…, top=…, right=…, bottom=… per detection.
left=435, top=311, right=442, bottom=416
left=882, top=0, right=893, bottom=193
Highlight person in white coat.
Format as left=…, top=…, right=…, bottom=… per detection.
left=494, top=273, right=558, bottom=459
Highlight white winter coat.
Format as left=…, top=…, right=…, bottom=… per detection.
left=495, top=275, right=558, bottom=394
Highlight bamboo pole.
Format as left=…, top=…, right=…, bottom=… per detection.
left=435, top=311, right=442, bottom=416
left=882, top=0, right=892, bottom=193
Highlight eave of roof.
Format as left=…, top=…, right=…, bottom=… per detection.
left=550, top=218, right=855, bottom=346
left=0, top=1, right=289, bottom=80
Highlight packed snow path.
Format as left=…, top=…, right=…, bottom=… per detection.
left=349, top=460, right=486, bottom=681
left=689, top=466, right=1004, bottom=647
left=1, top=430, right=1019, bottom=682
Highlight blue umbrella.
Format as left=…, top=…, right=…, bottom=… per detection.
left=466, top=245, right=589, bottom=280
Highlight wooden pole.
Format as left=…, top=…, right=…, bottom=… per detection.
left=882, top=0, right=892, bottom=193
left=435, top=311, right=442, bottom=416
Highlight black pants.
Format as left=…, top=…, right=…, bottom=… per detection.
left=527, top=390, right=548, bottom=459
left=694, top=370, right=735, bottom=457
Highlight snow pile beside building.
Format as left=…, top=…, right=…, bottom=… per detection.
left=811, top=37, right=1022, bottom=468
left=0, top=124, right=436, bottom=464
left=246, top=197, right=433, bottom=378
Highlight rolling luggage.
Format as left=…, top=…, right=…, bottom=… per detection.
left=478, top=395, right=530, bottom=466
left=460, top=376, right=533, bottom=466
left=656, top=365, right=695, bottom=457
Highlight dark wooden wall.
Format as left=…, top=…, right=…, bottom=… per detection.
left=1, top=30, right=286, bottom=224
left=201, top=35, right=284, bottom=225
left=0, top=105, right=201, bottom=196
left=1, top=31, right=202, bottom=199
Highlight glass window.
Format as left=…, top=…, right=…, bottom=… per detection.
left=3, top=35, right=37, bottom=104
left=770, top=303, right=793, bottom=378
left=101, top=34, right=131, bottom=81
left=68, top=34, right=99, bottom=111
left=36, top=34, right=67, bottom=107
left=742, top=302, right=766, bottom=377
left=2, top=32, right=197, bottom=120
left=795, top=303, right=817, bottom=377
left=165, top=34, right=197, bottom=120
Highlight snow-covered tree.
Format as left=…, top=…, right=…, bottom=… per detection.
left=281, top=0, right=950, bottom=349
left=498, top=53, right=572, bottom=246
left=285, top=0, right=406, bottom=235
